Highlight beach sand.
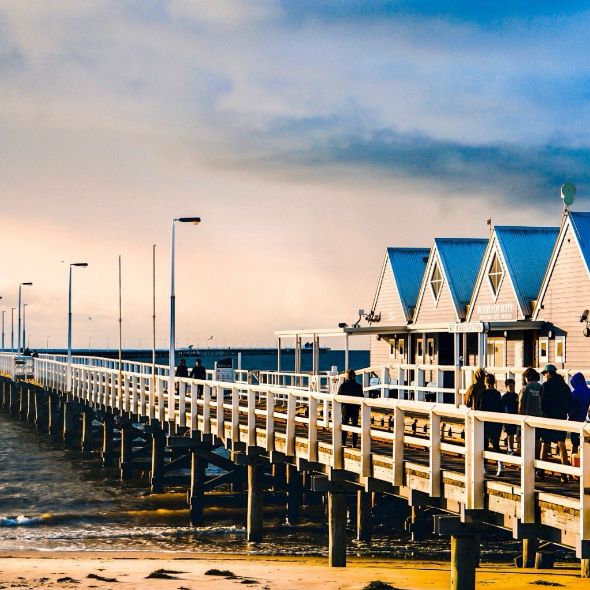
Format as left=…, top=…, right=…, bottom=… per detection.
left=0, top=552, right=588, bottom=589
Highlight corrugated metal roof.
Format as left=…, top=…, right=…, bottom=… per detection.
left=435, top=238, right=487, bottom=317
left=569, top=212, right=590, bottom=274
left=387, top=247, right=430, bottom=320
left=495, top=226, right=559, bottom=316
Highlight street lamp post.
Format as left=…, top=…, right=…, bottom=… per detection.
left=18, top=282, right=32, bottom=352
left=11, top=308, right=15, bottom=352
left=67, top=263, right=88, bottom=391
left=168, top=217, right=201, bottom=397
left=22, top=303, right=28, bottom=351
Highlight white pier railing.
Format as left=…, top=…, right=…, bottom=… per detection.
left=1, top=351, right=589, bottom=554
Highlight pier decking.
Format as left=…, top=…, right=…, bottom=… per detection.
left=1, top=353, right=589, bottom=589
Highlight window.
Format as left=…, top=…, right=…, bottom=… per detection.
left=427, top=338, right=435, bottom=358
left=555, top=336, right=566, bottom=364
left=389, top=339, right=396, bottom=358
left=538, top=337, right=549, bottom=365
left=488, top=252, right=504, bottom=297
left=398, top=338, right=405, bottom=358
left=416, top=338, right=424, bottom=359
left=430, top=262, right=443, bottom=303
left=486, top=337, right=505, bottom=368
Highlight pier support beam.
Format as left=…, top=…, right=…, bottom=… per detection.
left=189, top=449, right=207, bottom=526
left=581, top=559, right=590, bottom=578
left=81, top=410, right=94, bottom=452
left=522, top=538, right=539, bottom=568
left=63, top=401, right=79, bottom=446
left=48, top=394, right=60, bottom=437
left=34, top=390, right=48, bottom=432
left=119, top=423, right=133, bottom=480
left=247, top=462, right=264, bottom=542
left=101, top=417, right=114, bottom=466
left=286, top=464, right=302, bottom=525
left=328, top=491, right=347, bottom=567
left=151, top=431, right=166, bottom=494
left=451, top=532, right=478, bottom=590
left=356, top=490, right=372, bottom=543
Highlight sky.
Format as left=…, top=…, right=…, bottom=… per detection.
left=1, top=1, right=589, bottom=350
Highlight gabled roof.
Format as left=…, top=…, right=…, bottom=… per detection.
left=435, top=238, right=487, bottom=316
left=534, top=211, right=590, bottom=319
left=570, top=212, right=590, bottom=274
left=387, top=247, right=430, bottom=321
left=494, top=226, right=558, bottom=316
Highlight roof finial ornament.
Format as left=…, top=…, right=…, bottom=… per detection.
left=561, top=182, right=576, bottom=213
left=486, top=217, right=493, bottom=235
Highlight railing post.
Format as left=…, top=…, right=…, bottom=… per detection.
left=178, top=381, right=186, bottom=428
left=392, top=404, right=404, bottom=487
left=360, top=402, right=371, bottom=478
left=429, top=409, right=441, bottom=497
left=203, top=384, right=211, bottom=435
left=332, top=399, right=343, bottom=469
left=308, top=395, right=318, bottom=462
left=157, top=378, right=164, bottom=422
left=265, top=390, right=275, bottom=452
left=216, top=385, right=225, bottom=439
left=190, top=382, right=198, bottom=430
left=465, top=411, right=484, bottom=510
left=286, top=392, right=296, bottom=457
left=247, top=388, right=256, bottom=447
left=231, top=386, right=239, bottom=443
left=520, top=418, right=536, bottom=523
left=580, top=423, right=590, bottom=549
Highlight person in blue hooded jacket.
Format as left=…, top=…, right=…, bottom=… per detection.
left=569, top=372, right=590, bottom=457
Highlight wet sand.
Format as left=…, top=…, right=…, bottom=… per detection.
left=0, top=552, right=588, bottom=589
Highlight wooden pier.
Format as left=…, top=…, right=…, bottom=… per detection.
left=1, top=353, right=590, bottom=590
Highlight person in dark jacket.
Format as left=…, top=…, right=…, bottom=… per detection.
left=476, top=373, right=504, bottom=475
left=190, top=358, right=207, bottom=397
left=539, top=364, right=572, bottom=479
left=569, top=372, right=590, bottom=456
left=465, top=368, right=486, bottom=409
left=518, top=368, right=542, bottom=417
left=175, top=358, right=188, bottom=378
left=502, top=378, right=518, bottom=454
left=337, top=369, right=365, bottom=448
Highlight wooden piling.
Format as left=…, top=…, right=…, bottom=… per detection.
left=151, top=432, right=165, bottom=494
left=189, top=449, right=207, bottom=526
left=81, top=410, right=94, bottom=452
left=247, top=462, right=264, bottom=542
left=581, top=559, right=590, bottom=578
left=63, top=401, right=78, bottom=445
left=48, top=393, right=60, bottom=437
left=522, top=538, right=539, bottom=568
left=451, top=533, right=478, bottom=590
left=101, top=417, right=114, bottom=466
left=356, top=490, right=372, bottom=543
left=119, top=423, right=133, bottom=480
left=286, top=464, right=302, bottom=525
left=328, top=491, right=347, bottom=567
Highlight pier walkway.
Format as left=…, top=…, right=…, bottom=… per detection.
left=1, top=352, right=590, bottom=589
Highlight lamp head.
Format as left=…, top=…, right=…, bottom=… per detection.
left=177, top=217, right=201, bottom=225
left=72, top=262, right=88, bottom=268
left=21, top=282, right=33, bottom=286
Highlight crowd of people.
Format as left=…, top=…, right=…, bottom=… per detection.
left=465, top=363, right=590, bottom=480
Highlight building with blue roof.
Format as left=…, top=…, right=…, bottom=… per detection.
left=534, top=211, right=590, bottom=369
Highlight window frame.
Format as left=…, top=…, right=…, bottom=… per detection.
left=538, top=336, right=549, bottom=365
left=555, top=335, right=566, bottom=364
left=486, top=249, right=505, bottom=301
left=429, top=260, right=444, bottom=306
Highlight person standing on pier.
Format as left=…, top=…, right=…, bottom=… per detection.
left=190, top=358, right=207, bottom=397
left=568, top=372, right=590, bottom=458
left=338, top=369, right=365, bottom=448
left=175, top=358, right=188, bottom=378
left=539, top=364, right=572, bottom=482
left=465, top=368, right=486, bottom=408
left=476, top=373, right=504, bottom=474
left=502, top=378, right=518, bottom=454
